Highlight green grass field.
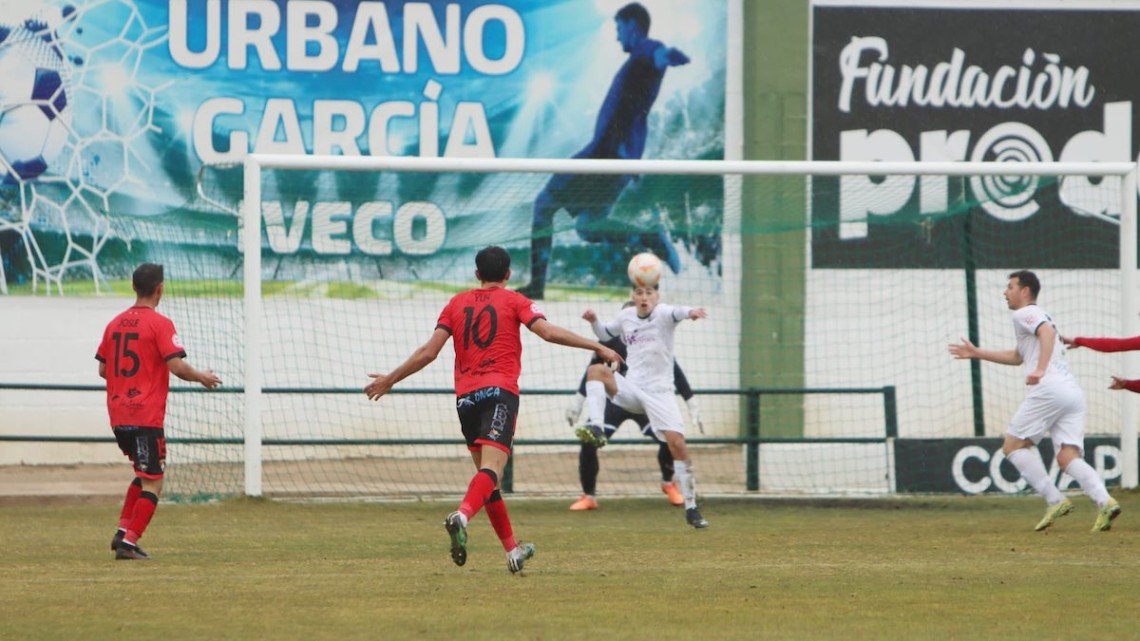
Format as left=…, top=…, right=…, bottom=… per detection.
left=3, top=493, right=1137, bottom=641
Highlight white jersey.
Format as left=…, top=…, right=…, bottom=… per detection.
left=1011, top=304, right=1077, bottom=391
left=593, top=303, right=691, bottom=394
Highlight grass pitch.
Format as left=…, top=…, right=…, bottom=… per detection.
left=2, top=493, right=1137, bottom=641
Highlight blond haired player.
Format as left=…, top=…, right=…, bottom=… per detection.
left=578, top=282, right=709, bottom=528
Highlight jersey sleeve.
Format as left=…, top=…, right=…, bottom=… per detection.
left=669, top=305, right=693, bottom=323
left=1013, top=307, right=1046, bottom=335
left=155, top=315, right=187, bottom=361
left=435, top=297, right=460, bottom=335
left=591, top=317, right=621, bottom=340
left=1073, top=335, right=1140, bottom=352
left=95, top=326, right=111, bottom=363
left=515, top=293, right=546, bottom=327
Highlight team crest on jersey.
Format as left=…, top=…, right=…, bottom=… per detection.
left=172, top=333, right=184, bottom=349
left=530, top=303, right=543, bottom=316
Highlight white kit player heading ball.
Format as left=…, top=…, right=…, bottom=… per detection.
left=577, top=282, right=711, bottom=528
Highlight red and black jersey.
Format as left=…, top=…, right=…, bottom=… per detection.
left=95, top=306, right=186, bottom=428
left=436, top=287, right=545, bottom=396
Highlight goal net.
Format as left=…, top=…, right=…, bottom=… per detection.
left=142, top=156, right=1137, bottom=501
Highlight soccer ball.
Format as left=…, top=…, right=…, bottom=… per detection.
left=0, top=10, right=74, bottom=183
left=627, top=252, right=663, bottom=288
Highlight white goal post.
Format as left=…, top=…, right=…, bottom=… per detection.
left=240, top=155, right=1138, bottom=497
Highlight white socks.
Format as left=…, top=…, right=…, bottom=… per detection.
left=673, top=459, right=697, bottom=509
left=1006, top=448, right=1064, bottom=504
left=1063, top=458, right=1111, bottom=507
left=585, top=380, right=606, bottom=425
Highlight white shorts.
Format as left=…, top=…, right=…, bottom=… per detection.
left=1008, top=384, right=1086, bottom=453
left=609, top=372, right=685, bottom=437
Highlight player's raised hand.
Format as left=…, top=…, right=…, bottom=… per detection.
left=689, top=308, right=707, bottom=320
left=365, top=372, right=395, bottom=401
left=948, top=337, right=978, bottom=359
left=1109, top=375, right=1128, bottom=390
left=582, top=309, right=598, bottom=323
left=1061, top=335, right=1078, bottom=348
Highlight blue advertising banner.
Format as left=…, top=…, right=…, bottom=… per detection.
left=0, top=0, right=727, bottom=292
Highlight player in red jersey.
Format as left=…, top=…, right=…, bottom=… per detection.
left=365, top=246, right=621, bottom=574
left=1064, top=332, right=1140, bottom=392
left=95, top=263, right=221, bottom=560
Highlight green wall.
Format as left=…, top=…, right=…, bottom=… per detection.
left=740, top=0, right=808, bottom=437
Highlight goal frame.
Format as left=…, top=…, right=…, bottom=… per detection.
left=241, top=155, right=1139, bottom=496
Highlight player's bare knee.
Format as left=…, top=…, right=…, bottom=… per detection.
left=1001, top=436, right=1032, bottom=457
left=1055, top=444, right=1081, bottom=470
left=141, top=477, right=163, bottom=497
left=663, top=431, right=688, bottom=460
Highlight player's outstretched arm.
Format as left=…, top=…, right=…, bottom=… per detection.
left=365, top=328, right=449, bottom=401
left=1066, top=335, right=1140, bottom=352
left=1109, top=376, right=1140, bottom=393
left=529, top=319, right=623, bottom=366
left=947, top=337, right=1021, bottom=366
left=688, top=308, right=708, bottom=321
left=168, top=357, right=222, bottom=389
left=1026, top=324, right=1058, bottom=385
left=655, top=46, right=690, bottom=69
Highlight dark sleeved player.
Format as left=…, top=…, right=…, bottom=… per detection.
left=517, top=2, right=690, bottom=300
left=96, top=263, right=221, bottom=560
left=364, top=246, right=621, bottom=574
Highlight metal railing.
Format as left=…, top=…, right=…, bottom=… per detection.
left=2, top=383, right=897, bottom=493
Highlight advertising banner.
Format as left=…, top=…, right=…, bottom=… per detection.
left=894, top=437, right=1128, bottom=494
left=0, top=0, right=727, bottom=291
left=810, top=1, right=1136, bottom=268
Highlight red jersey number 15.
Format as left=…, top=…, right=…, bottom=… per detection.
left=111, top=331, right=141, bottom=377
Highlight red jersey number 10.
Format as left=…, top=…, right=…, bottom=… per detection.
left=462, top=305, right=497, bottom=350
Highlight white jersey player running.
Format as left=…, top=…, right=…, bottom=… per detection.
left=949, top=270, right=1121, bottom=532
left=577, top=282, right=710, bottom=528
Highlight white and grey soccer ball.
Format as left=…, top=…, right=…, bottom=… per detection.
left=0, top=4, right=75, bottom=183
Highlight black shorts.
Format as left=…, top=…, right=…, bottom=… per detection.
left=456, top=387, right=519, bottom=454
left=603, top=402, right=661, bottom=442
left=113, top=426, right=166, bottom=479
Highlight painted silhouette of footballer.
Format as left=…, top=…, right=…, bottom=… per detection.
left=517, top=2, right=689, bottom=300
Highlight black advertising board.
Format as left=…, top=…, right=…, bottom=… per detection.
left=894, top=437, right=1128, bottom=493
left=811, top=2, right=1137, bottom=267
